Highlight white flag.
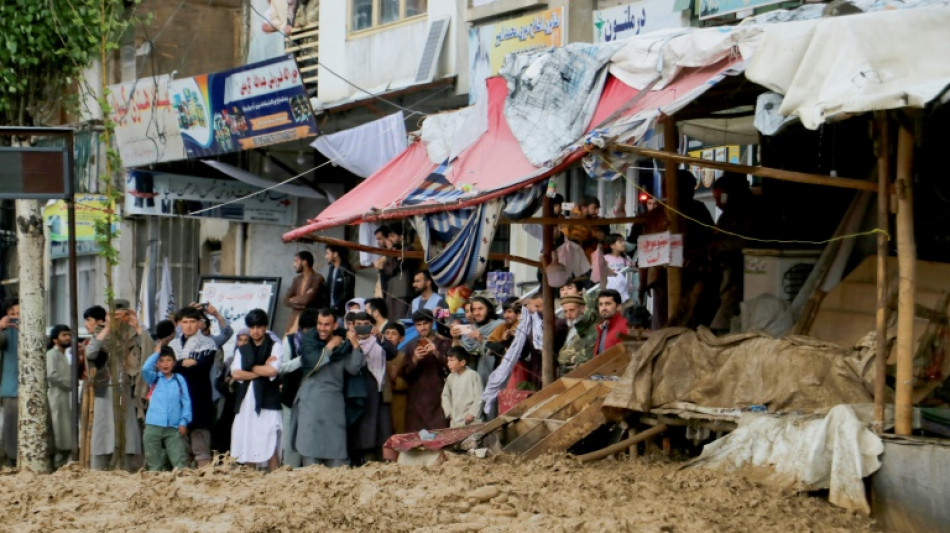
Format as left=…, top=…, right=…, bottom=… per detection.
left=156, top=256, right=176, bottom=321
left=137, top=249, right=153, bottom=330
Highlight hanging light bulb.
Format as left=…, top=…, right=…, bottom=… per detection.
left=297, top=149, right=306, bottom=166
left=262, top=157, right=272, bottom=173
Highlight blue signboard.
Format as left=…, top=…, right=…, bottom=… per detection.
left=168, top=55, right=317, bottom=158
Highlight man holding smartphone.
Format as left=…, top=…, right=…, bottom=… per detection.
left=399, top=310, right=450, bottom=432
left=0, top=298, right=19, bottom=466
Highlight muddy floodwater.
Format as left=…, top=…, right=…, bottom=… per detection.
left=0, top=454, right=878, bottom=532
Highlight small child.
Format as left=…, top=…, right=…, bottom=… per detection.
left=441, top=347, right=484, bottom=428
left=604, top=233, right=634, bottom=303
left=141, top=345, right=192, bottom=471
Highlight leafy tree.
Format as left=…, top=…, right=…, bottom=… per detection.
left=0, top=0, right=133, bottom=473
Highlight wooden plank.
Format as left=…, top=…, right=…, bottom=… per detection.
left=522, top=381, right=593, bottom=420
left=299, top=64, right=319, bottom=73
left=523, top=400, right=607, bottom=459
left=288, top=29, right=319, bottom=40
left=502, top=420, right=559, bottom=454
left=504, top=380, right=566, bottom=418
left=285, top=41, right=319, bottom=53
left=547, top=384, right=609, bottom=422
left=562, top=344, right=630, bottom=380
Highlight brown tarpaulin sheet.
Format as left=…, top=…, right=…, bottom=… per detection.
left=604, top=327, right=873, bottom=413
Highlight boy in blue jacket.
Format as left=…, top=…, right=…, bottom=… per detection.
left=142, top=345, right=192, bottom=471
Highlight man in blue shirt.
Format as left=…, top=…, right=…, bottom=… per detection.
left=141, top=345, right=192, bottom=471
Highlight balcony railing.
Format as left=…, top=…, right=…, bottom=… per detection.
left=285, top=21, right=319, bottom=96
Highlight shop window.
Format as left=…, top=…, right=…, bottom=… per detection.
left=350, top=0, right=427, bottom=32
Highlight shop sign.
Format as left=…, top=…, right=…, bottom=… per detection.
left=44, top=194, right=116, bottom=259
left=125, top=170, right=296, bottom=225
left=109, top=56, right=317, bottom=166
left=468, top=7, right=564, bottom=103
left=593, top=0, right=686, bottom=43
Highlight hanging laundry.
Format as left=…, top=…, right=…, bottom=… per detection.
left=312, top=112, right=407, bottom=178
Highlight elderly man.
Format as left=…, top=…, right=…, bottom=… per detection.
left=291, top=309, right=362, bottom=467
left=557, top=293, right=598, bottom=374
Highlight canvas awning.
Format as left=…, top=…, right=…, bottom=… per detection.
left=283, top=61, right=738, bottom=242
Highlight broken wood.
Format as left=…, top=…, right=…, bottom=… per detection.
left=575, top=424, right=669, bottom=463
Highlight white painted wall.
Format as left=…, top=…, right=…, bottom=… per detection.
left=318, top=0, right=463, bottom=103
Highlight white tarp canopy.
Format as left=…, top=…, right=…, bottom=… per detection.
left=744, top=5, right=950, bottom=129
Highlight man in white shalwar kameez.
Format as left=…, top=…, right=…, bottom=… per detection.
left=230, top=309, right=283, bottom=471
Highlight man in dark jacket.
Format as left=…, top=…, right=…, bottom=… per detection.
left=169, top=306, right=218, bottom=467
left=325, top=245, right=355, bottom=318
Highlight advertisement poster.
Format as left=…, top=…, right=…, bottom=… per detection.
left=593, top=0, right=686, bottom=43
left=107, top=75, right=187, bottom=167
left=689, top=145, right=740, bottom=190
left=699, top=0, right=787, bottom=20
left=468, top=7, right=564, bottom=103
left=44, top=194, right=116, bottom=259
left=170, top=56, right=317, bottom=158
left=125, top=170, right=296, bottom=225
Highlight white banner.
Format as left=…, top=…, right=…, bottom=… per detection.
left=200, top=280, right=275, bottom=361
left=107, top=75, right=186, bottom=167
left=593, top=0, right=686, bottom=43
left=637, top=231, right=683, bottom=268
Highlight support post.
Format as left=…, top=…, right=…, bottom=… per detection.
left=873, top=112, right=889, bottom=435
left=541, top=195, right=556, bottom=387
left=894, top=120, right=916, bottom=436
left=67, top=198, right=80, bottom=460
left=663, top=117, right=681, bottom=322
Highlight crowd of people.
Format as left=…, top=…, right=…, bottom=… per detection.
left=0, top=170, right=759, bottom=471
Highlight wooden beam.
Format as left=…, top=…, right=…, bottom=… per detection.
left=503, top=215, right=647, bottom=226
left=663, top=117, right=681, bottom=323
left=894, top=121, right=916, bottom=436
left=304, top=234, right=541, bottom=268
left=874, top=111, right=890, bottom=436
left=576, top=424, right=669, bottom=463
left=541, top=195, right=557, bottom=387
left=614, top=144, right=883, bottom=192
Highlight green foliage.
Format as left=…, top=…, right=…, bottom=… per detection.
left=0, top=0, right=133, bottom=126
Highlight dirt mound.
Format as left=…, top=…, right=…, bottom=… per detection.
left=0, top=455, right=877, bottom=532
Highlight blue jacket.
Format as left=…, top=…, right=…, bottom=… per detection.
left=0, top=328, right=18, bottom=398
left=141, top=352, right=192, bottom=429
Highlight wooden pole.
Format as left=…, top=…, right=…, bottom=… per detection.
left=873, top=112, right=890, bottom=435
left=576, top=424, right=669, bottom=463
left=663, top=117, right=681, bottom=322
left=541, top=195, right=556, bottom=387
left=614, top=144, right=881, bottom=192
left=304, top=234, right=542, bottom=268
left=505, top=215, right=648, bottom=226
left=894, top=120, right=916, bottom=436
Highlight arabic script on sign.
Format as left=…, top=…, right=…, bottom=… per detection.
left=637, top=232, right=683, bottom=268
